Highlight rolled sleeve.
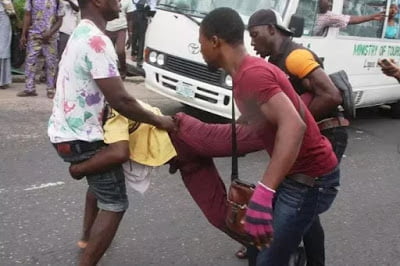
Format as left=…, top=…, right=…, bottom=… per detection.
left=285, top=49, right=320, bottom=79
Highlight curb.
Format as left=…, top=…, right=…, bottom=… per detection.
left=12, top=75, right=144, bottom=84
left=11, top=57, right=145, bottom=84
left=125, top=76, right=145, bottom=84
left=12, top=75, right=25, bottom=83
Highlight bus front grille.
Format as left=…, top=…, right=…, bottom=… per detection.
left=165, top=55, right=223, bottom=86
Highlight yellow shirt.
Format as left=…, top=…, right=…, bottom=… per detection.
left=103, top=101, right=177, bottom=167
left=285, top=49, right=320, bottom=79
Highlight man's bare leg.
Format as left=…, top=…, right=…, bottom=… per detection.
left=78, top=190, right=99, bottom=249
left=79, top=210, right=124, bottom=266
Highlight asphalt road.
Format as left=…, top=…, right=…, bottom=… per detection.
left=1, top=81, right=400, bottom=266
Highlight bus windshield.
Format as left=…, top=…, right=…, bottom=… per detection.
left=157, top=0, right=289, bottom=23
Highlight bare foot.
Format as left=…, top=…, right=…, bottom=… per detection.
left=77, top=240, right=88, bottom=249
left=235, top=245, right=248, bottom=259
left=120, top=70, right=127, bottom=80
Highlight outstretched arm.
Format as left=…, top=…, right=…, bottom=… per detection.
left=96, top=77, right=177, bottom=132
left=69, top=141, right=130, bottom=179
left=349, top=12, right=384, bottom=24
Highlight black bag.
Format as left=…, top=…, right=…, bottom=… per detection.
left=225, top=94, right=307, bottom=247
left=225, top=95, right=255, bottom=246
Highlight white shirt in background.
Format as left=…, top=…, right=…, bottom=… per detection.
left=106, top=0, right=136, bottom=32
left=59, top=0, right=79, bottom=35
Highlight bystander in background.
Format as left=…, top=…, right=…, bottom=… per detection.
left=0, top=0, right=16, bottom=90
left=313, top=0, right=384, bottom=36
left=131, top=0, right=157, bottom=67
left=384, top=4, right=398, bottom=39
left=106, top=0, right=135, bottom=80
left=17, top=0, right=64, bottom=98
left=59, top=0, right=79, bottom=57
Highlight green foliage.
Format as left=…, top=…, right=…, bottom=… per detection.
left=11, top=0, right=26, bottom=29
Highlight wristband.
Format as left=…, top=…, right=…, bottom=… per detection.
left=258, top=181, right=276, bottom=193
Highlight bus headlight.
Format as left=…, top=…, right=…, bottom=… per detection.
left=157, top=54, right=165, bottom=66
left=149, top=51, right=157, bottom=64
left=224, top=75, right=232, bottom=87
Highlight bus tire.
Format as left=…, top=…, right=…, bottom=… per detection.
left=390, top=101, right=400, bottom=118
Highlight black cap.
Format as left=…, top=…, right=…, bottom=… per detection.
left=248, top=9, right=293, bottom=35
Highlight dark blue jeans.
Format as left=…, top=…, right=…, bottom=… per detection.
left=248, top=167, right=340, bottom=266
left=54, top=145, right=129, bottom=212
left=321, top=126, right=348, bottom=162
left=300, top=126, right=348, bottom=266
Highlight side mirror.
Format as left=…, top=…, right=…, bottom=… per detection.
left=288, top=15, right=304, bottom=38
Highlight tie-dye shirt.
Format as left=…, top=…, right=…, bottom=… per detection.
left=48, top=19, right=120, bottom=143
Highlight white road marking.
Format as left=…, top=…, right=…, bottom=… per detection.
left=23, top=182, right=65, bottom=191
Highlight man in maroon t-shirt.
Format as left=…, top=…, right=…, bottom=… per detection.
left=198, top=8, right=339, bottom=265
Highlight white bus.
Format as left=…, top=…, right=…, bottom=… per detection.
left=143, top=0, right=400, bottom=118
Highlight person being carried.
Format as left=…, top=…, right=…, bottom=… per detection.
left=48, top=0, right=175, bottom=265
left=67, top=99, right=266, bottom=249
left=68, top=101, right=178, bottom=249
left=63, top=9, right=340, bottom=265
left=313, top=0, right=384, bottom=36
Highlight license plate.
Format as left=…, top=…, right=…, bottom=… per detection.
left=176, top=82, right=195, bottom=98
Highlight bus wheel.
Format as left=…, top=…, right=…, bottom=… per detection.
left=390, top=101, right=400, bottom=118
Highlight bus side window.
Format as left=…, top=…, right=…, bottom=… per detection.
left=383, top=3, right=399, bottom=39
left=339, top=0, right=385, bottom=38
left=295, top=0, right=319, bottom=36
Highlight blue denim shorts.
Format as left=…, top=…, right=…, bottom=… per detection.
left=54, top=143, right=129, bottom=212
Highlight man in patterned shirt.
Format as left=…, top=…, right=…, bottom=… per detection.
left=48, top=0, right=175, bottom=265
left=17, top=0, right=65, bottom=98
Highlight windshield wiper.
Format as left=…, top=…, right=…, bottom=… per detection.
left=157, top=3, right=206, bottom=26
